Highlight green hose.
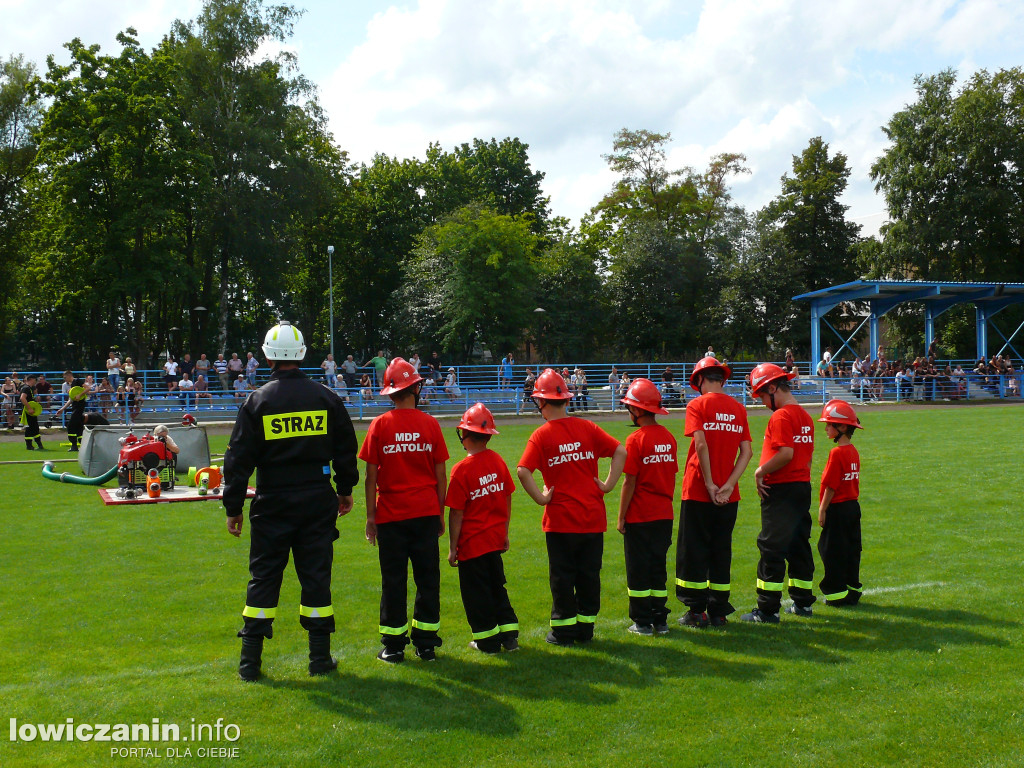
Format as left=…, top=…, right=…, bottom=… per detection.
left=41, top=462, right=119, bottom=486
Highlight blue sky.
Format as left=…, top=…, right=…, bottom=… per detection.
left=4, top=0, right=1024, bottom=237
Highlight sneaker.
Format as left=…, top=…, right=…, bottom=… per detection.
left=786, top=604, right=813, bottom=617
left=709, top=615, right=728, bottom=628
left=627, top=623, right=654, bottom=636
left=376, top=648, right=404, bottom=664
left=740, top=609, right=780, bottom=624
left=679, top=611, right=709, bottom=628
left=653, top=624, right=670, bottom=635
left=468, top=641, right=500, bottom=655
left=501, top=637, right=520, bottom=652
left=414, top=647, right=436, bottom=662
left=545, top=631, right=573, bottom=647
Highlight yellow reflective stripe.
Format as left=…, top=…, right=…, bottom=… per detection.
left=757, top=579, right=784, bottom=591
left=379, top=624, right=409, bottom=635
left=788, top=578, right=814, bottom=590
left=497, top=623, right=519, bottom=633
left=848, top=585, right=862, bottom=592
left=411, top=619, right=440, bottom=631
left=271, top=326, right=280, bottom=340
left=676, top=578, right=710, bottom=589
left=627, top=588, right=652, bottom=597
left=550, top=617, right=577, bottom=627
left=242, top=605, right=276, bottom=619
left=262, top=410, right=328, bottom=440
left=709, top=582, right=730, bottom=591
left=823, top=589, right=849, bottom=601
left=577, top=614, right=597, bottom=624
left=299, top=604, right=334, bottom=618
left=650, top=589, right=668, bottom=597
left=291, top=325, right=299, bottom=340
left=471, top=626, right=500, bottom=640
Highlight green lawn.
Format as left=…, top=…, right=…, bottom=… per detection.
left=1, top=406, right=1021, bottom=767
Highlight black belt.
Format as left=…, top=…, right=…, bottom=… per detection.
left=256, top=463, right=333, bottom=489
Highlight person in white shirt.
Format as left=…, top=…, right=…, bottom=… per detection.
left=321, top=354, right=338, bottom=389
left=164, top=358, right=179, bottom=391
left=178, top=371, right=195, bottom=408
left=444, top=367, right=461, bottom=401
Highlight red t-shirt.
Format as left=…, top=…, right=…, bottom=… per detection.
left=623, top=424, right=678, bottom=523
left=759, top=403, right=814, bottom=484
left=358, top=408, right=449, bottom=523
left=820, top=443, right=860, bottom=504
left=445, top=449, right=515, bottom=560
left=681, top=392, right=752, bottom=503
left=518, top=417, right=621, bottom=533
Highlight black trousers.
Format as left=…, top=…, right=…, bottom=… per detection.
left=377, top=515, right=442, bottom=651
left=623, top=519, right=673, bottom=626
left=24, top=412, right=40, bottom=441
left=817, top=499, right=863, bottom=603
left=457, top=550, right=518, bottom=652
left=755, top=482, right=816, bottom=613
left=239, top=485, right=339, bottom=639
left=676, top=500, right=738, bottom=617
left=546, top=532, right=603, bottom=642
left=67, top=411, right=84, bottom=448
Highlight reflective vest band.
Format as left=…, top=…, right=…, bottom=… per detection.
left=472, top=626, right=500, bottom=640
left=627, top=588, right=652, bottom=597
left=262, top=410, right=328, bottom=441
left=823, top=589, right=849, bottom=602
left=788, top=578, right=814, bottom=590
left=550, top=617, right=577, bottom=627
left=242, top=605, right=277, bottom=619
left=497, top=623, right=519, bottom=633
left=848, top=585, right=863, bottom=593
left=757, top=579, right=784, bottom=591
left=299, top=604, right=334, bottom=618
left=676, top=579, right=710, bottom=590
left=379, top=624, right=409, bottom=635
left=577, top=614, right=597, bottom=624
left=411, top=619, right=440, bottom=632
left=650, top=589, right=668, bottom=597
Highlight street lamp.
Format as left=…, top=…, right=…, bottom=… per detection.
left=533, top=307, right=546, bottom=364
left=327, top=245, right=335, bottom=363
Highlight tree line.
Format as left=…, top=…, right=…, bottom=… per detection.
left=1, top=0, right=1022, bottom=369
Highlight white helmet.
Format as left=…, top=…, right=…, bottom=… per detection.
left=262, top=321, right=306, bottom=361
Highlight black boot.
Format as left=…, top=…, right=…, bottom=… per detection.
left=35, top=437, right=44, bottom=449
left=238, top=636, right=263, bottom=682
left=308, top=633, right=337, bottom=676
left=25, top=440, right=34, bottom=450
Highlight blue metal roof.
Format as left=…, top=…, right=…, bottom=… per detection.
left=794, top=279, right=1024, bottom=305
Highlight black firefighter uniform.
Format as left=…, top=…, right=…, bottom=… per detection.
left=223, top=368, right=359, bottom=639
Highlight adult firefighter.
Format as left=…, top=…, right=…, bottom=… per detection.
left=223, top=321, right=359, bottom=681
left=741, top=363, right=815, bottom=624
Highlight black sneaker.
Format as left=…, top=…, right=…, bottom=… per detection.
left=376, top=648, right=404, bottom=664
left=740, top=609, right=780, bottom=624
left=502, top=637, right=520, bottom=652
left=679, top=611, right=709, bottom=628
left=653, top=624, right=670, bottom=635
left=468, top=641, right=499, bottom=655
left=627, top=623, right=654, bottom=636
left=709, top=615, right=728, bottom=628
left=786, top=604, right=813, bottom=617
left=545, top=631, right=573, bottom=647
left=414, top=647, right=436, bottom=661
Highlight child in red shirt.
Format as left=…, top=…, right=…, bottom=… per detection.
left=816, top=399, right=864, bottom=607
left=446, top=403, right=518, bottom=654
left=517, top=368, right=626, bottom=646
left=359, top=358, right=449, bottom=663
left=676, top=358, right=752, bottom=628
left=616, top=379, right=678, bottom=636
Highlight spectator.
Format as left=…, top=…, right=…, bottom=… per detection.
left=179, top=353, right=195, bottom=379
left=340, top=355, right=358, bottom=394
left=116, top=385, right=128, bottom=421
left=195, top=374, right=212, bottom=405
left=35, top=373, right=53, bottom=409
left=927, top=339, right=938, bottom=359
left=1007, top=361, right=1020, bottom=396
left=245, top=351, right=259, bottom=387
left=576, top=367, right=590, bottom=411
left=233, top=374, right=248, bottom=400
left=895, top=367, right=912, bottom=400
left=815, top=356, right=829, bottom=378
left=444, top=367, right=461, bottom=401
left=410, top=352, right=422, bottom=371
left=661, top=366, right=680, bottom=406
left=194, top=353, right=211, bottom=382
left=364, top=350, right=388, bottom=390
left=608, top=366, right=619, bottom=388
left=227, top=353, right=244, bottom=383
left=428, top=351, right=443, bottom=383
left=790, top=363, right=801, bottom=390
left=123, top=357, right=137, bottom=381
left=214, top=354, right=230, bottom=391
left=704, top=345, right=715, bottom=358
left=132, top=379, right=144, bottom=420
left=2, top=376, right=17, bottom=429
left=952, top=363, right=966, bottom=398
left=418, top=375, right=432, bottom=404
left=563, top=368, right=575, bottom=412
left=178, top=371, right=195, bottom=408
left=618, top=370, right=631, bottom=397
left=523, top=368, right=535, bottom=401
left=912, top=364, right=927, bottom=401
left=499, top=353, right=514, bottom=389
left=105, top=351, right=122, bottom=389
left=163, top=356, right=179, bottom=391
left=321, top=353, right=338, bottom=389
left=359, top=373, right=373, bottom=400
left=97, top=376, right=115, bottom=415
left=785, top=348, right=795, bottom=370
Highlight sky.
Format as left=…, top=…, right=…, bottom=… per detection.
left=4, top=0, right=1024, bottom=238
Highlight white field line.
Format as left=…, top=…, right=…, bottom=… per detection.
left=861, top=581, right=947, bottom=595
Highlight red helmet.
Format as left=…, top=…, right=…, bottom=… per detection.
left=181, top=413, right=196, bottom=427
left=380, top=357, right=422, bottom=395
left=748, top=363, right=795, bottom=396
left=458, top=402, right=500, bottom=435
left=689, top=357, right=731, bottom=392
left=620, top=378, right=669, bottom=414
left=818, top=399, right=863, bottom=429
left=531, top=368, right=573, bottom=400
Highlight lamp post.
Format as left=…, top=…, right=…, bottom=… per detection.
left=533, top=307, right=546, bottom=365
left=192, top=306, right=207, bottom=352
left=327, top=245, right=335, bottom=363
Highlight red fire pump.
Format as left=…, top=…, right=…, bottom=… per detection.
left=115, top=433, right=176, bottom=499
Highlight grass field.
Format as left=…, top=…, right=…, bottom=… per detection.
left=1, top=405, right=1022, bottom=767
